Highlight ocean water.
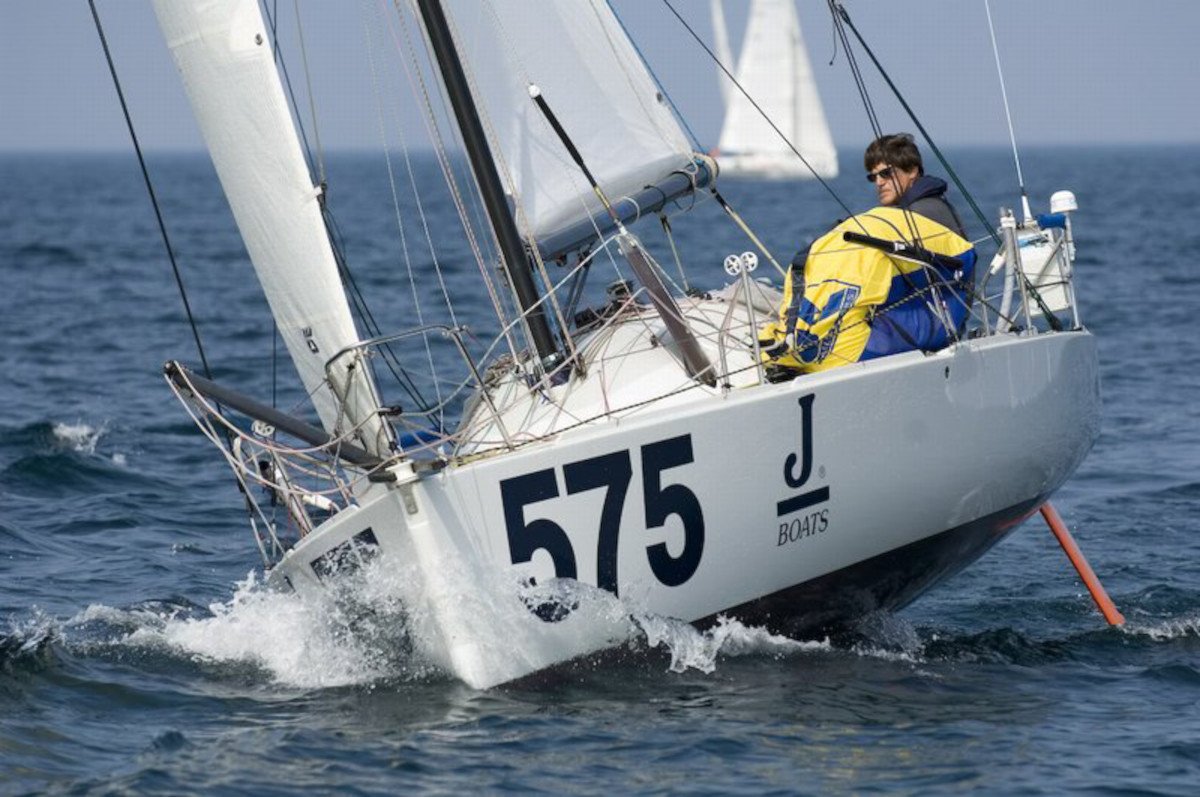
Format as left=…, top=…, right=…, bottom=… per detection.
left=1, top=146, right=1198, bottom=795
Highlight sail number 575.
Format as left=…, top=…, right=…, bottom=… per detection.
left=500, top=434, right=705, bottom=597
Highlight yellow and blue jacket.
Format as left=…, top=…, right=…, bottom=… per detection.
left=760, top=206, right=976, bottom=373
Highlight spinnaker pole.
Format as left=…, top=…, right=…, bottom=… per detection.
left=413, top=0, right=559, bottom=366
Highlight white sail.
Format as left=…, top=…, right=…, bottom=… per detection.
left=710, top=0, right=734, bottom=108
left=152, top=0, right=387, bottom=454
left=441, top=0, right=696, bottom=242
left=716, top=0, right=838, bottom=179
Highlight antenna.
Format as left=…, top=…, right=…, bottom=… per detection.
left=985, top=0, right=1032, bottom=223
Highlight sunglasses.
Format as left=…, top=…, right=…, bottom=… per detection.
left=866, top=166, right=895, bottom=183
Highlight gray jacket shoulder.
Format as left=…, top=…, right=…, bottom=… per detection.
left=908, top=196, right=967, bottom=238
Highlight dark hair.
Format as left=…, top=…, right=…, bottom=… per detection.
left=863, top=133, right=923, bottom=174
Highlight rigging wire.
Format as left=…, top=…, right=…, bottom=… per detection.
left=829, top=3, right=1061, bottom=331
left=829, top=2, right=1002, bottom=248
left=362, top=0, right=447, bottom=424
left=401, top=2, right=505, bottom=323
left=823, top=1, right=976, bottom=342
left=833, top=4, right=1061, bottom=330
left=91, top=0, right=267, bottom=540
left=323, top=212, right=430, bottom=409
left=263, top=0, right=429, bottom=411
left=268, top=1, right=281, bottom=410
left=825, top=1, right=882, bottom=141
left=823, top=1, right=922, bottom=249
left=291, top=0, right=327, bottom=188
left=659, top=214, right=692, bottom=292
left=660, top=0, right=857, bottom=224
left=261, top=1, right=320, bottom=186
left=984, top=0, right=1032, bottom=223
left=88, top=0, right=216, bottom=384
left=388, top=0, right=524, bottom=365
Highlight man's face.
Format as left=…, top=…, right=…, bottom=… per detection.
left=867, top=162, right=920, bottom=206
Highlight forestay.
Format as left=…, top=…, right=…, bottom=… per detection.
left=151, top=0, right=388, bottom=456
left=441, top=0, right=696, bottom=244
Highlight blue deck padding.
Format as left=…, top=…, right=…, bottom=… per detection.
left=1037, top=213, right=1067, bottom=230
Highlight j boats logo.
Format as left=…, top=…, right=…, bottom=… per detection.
left=776, top=393, right=830, bottom=546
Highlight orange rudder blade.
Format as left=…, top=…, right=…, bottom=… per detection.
left=1041, top=503, right=1125, bottom=626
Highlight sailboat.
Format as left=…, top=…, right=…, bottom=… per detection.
left=710, top=0, right=839, bottom=179
left=149, top=0, right=1098, bottom=688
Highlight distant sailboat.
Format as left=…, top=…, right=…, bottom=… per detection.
left=711, top=0, right=838, bottom=179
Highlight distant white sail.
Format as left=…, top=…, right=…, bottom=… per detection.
left=714, top=0, right=838, bottom=179
left=441, top=0, right=696, bottom=242
left=710, top=0, right=734, bottom=108
left=152, top=0, right=387, bottom=454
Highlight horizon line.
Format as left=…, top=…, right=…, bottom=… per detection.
left=1, top=140, right=1197, bottom=156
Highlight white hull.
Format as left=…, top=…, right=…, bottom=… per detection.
left=271, top=329, right=1100, bottom=688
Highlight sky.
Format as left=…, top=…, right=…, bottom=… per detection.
left=2, top=1, right=1198, bottom=153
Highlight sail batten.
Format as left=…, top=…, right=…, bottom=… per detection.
left=151, top=0, right=387, bottom=455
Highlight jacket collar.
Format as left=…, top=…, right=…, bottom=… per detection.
left=897, top=175, right=948, bottom=208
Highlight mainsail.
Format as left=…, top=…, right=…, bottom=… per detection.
left=713, top=0, right=838, bottom=179
left=440, top=0, right=699, bottom=245
left=151, top=0, right=388, bottom=456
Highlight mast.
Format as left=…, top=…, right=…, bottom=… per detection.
left=414, top=0, right=558, bottom=365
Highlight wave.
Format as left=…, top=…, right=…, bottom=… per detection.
left=60, top=572, right=437, bottom=690
left=0, top=419, right=123, bottom=460
left=8, top=561, right=1199, bottom=693
left=4, top=242, right=85, bottom=268
left=636, top=614, right=832, bottom=675
left=51, top=421, right=107, bottom=455
left=1123, top=613, right=1200, bottom=642
left=0, top=420, right=143, bottom=496
left=0, top=566, right=834, bottom=691
left=0, top=615, right=60, bottom=679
